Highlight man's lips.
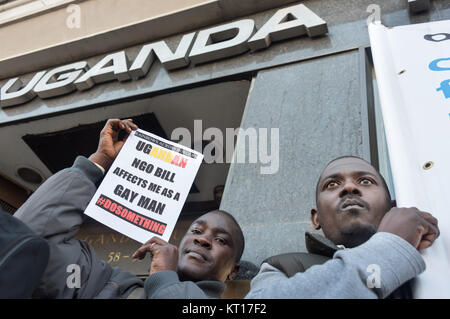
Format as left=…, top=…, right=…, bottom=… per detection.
left=339, top=198, right=367, bottom=211
left=184, top=248, right=208, bottom=262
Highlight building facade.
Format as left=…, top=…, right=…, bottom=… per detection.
left=0, top=0, right=448, bottom=297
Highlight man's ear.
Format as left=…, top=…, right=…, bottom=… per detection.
left=310, top=209, right=321, bottom=230
left=227, top=263, right=240, bottom=281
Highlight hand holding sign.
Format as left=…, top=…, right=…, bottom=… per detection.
left=89, top=119, right=139, bottom=170
left=132, top=236, right=179, bottom=274
left=377, top=207, right=440, bottom=251
left=84, top=122, right=203, bottom=243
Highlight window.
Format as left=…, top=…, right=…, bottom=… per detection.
left=372, top=67, right=396, bottom=200
left=362, top=47, right=396, bottom=200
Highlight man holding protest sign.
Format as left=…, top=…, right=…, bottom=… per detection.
left=13, top=118, right=243, bottom=299
left=245, top=156, right=440, bottom=299
left=132, top=209, right=244, bottom=298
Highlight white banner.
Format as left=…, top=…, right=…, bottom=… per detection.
left=84, top=129, right=203, bottom=243
left=369, top=20, right=450, bottom=298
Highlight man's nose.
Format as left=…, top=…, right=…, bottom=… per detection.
left=339, top=182, right=362, bottom=197
left=194, top=236, right=212, bottom=248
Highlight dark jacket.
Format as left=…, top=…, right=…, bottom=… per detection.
left=0, top=210, right=49, bottom=298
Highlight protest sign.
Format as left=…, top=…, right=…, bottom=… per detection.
left=369, top=20, right=450, bottom=298
left=84, top=129, right=203, bottom=243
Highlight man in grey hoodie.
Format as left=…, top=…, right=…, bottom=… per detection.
left=245, top=156, right=439, bottom=299
left=14, top=119, right=244, bottom=299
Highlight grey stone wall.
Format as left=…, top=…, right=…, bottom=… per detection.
left=220, top=50, right=365, bottom=265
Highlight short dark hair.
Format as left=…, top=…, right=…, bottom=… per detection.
left=209, top=210, right=245, bottom=263
left=315, top=155, right=391, bottom=203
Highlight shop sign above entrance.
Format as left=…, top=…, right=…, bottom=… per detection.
left=0, top=4, right=327, bottom=108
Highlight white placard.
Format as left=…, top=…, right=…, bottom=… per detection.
left=84, top=129, right=203, bottom=243
left=369, top=20, right=450, bottom=298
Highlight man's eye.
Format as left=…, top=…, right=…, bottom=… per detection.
left=191, top=229, right=201, bottom=234
left=325, top=181, right=338, bottom=189
left=215, top=237, right=227, bottom=245
left=359, top=178, right=373, bottom=185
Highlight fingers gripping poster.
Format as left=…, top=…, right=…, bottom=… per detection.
left=84, top=129, right=203, bottom=243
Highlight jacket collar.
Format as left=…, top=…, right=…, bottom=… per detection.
left=305, top=232, right=341, bottom=257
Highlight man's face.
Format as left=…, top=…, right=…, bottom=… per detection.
left=313, top=157, right=392, bottom=247
left=177, top=212, right=239, bottom=282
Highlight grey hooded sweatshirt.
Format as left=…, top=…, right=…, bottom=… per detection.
left=245, top=232, right=425, bottom=299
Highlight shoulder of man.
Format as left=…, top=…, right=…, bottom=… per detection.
left=263, top=252, right=330, bottom=278
left=263, top=232, right=337, bottom=277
